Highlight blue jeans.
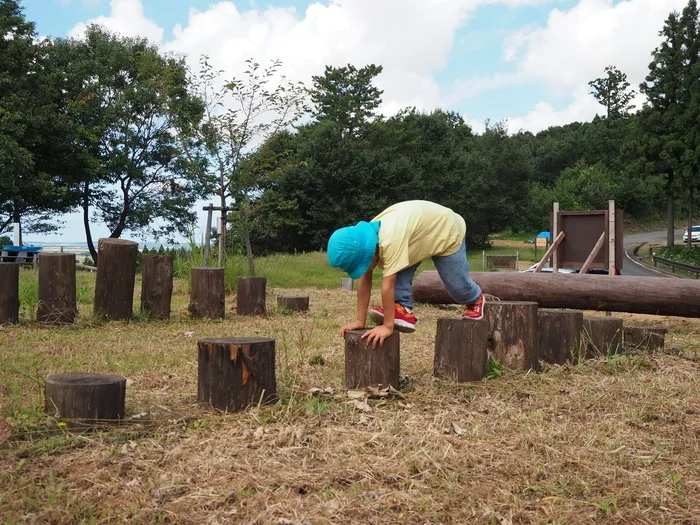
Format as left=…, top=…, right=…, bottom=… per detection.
left=394, top=239, right=481, bottom=310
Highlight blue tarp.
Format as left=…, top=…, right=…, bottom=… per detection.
left=2, top=245, right=42, bottom=252
left=536, top=231, right=550, bottom=239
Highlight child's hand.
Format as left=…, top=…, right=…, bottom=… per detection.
left=361, top=325, right=393, bottom=349
left=340, top=321, right=364, bottom=338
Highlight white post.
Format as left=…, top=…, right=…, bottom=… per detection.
left=552, top=202, right=560, bottom=273
left=482, top=251, right=486, bottom=271
left=217, top=216, right=224, bottom=267
left=12, top=223, right=20, bottom=246
left=608, top=199, right=616, bottom=274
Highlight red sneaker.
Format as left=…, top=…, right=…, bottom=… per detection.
left=462, top=294, right=485, bottom=320
left=368, top=303, right=417, bottom=333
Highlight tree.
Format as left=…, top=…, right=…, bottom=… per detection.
left=588, top=65, right=636, bottom=120
left=178, top=56, right=307, bottom=272
left=53, top=25, right=204, bottom=263
left=310, top=64, right=383, bottom=135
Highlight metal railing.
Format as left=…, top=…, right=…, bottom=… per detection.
left=652, top=255, right=700, bottom=278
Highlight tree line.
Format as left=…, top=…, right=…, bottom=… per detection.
left=1, top=0, right=699, bottom=267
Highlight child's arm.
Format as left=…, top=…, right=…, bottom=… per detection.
left=362, top=274, right=396, bottom=348
left=339, top=270, right=373, bottom=337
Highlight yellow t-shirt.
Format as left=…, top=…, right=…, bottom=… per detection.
left=371, top=201, right=466, bottom=276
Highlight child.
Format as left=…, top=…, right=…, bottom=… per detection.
left=327, top=200, right=485, bottom=348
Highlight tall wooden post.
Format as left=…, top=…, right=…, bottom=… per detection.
left=38, top=253, right=77, bottom=325
left=0, top=262, right=19, bottom=324
left=608, top=199, right=616, bottom=274
left=345, top=329, right=400, bottom=389
left=434, top=318, right=488, bottom=382
left=237, top=276, right=267, bottom=316
left=197, top=337, right=278, bottom=412
left=93, top=239, right=138, bottom=320
left=189, top=267, right=225, bottom=319
left=484, top=301, right=539, bottom=370
left=140, top=254, right=173, bottom=320
left=552, top=202, right=560, bottom=273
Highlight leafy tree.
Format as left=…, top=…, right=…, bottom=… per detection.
left=588, top=65, right=636, bottom=119
left=178, top=56, right=307, bottom=272
left=53, top=25, right=204, bottom=263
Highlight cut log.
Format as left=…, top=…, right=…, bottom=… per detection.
left=237, top=276, right=267, bottom=316
left=345, top=329, right=400, bottom=389
left=434, top=318, right=488, bottom=382
left=624, top=326, right=666, bottom=352
left=582, top=317, right=623, bottom=357
left=0, top=262, right=19, bottom=324
left=413, top=271, right=700, bottom=318
left=140, top=254, right=173, bottom=320
left=484, top=301, right=538, bottom=370
left=93, top=238, right=138, bottom=320
left=197, top=337, right=278, bottom=412
left=44, top=372, right=126, bottom=425
left=340, top=277, right=354, bottom=291
left=537, top=309, right=583, bottom=366
left=277, top=296, right=309, bottom=312
left=189, top=267, right=225, bottom=319
left=37, top=253, right=77, bottom=325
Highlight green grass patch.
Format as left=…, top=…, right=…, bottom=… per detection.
left=655, top=245, right=700, bottom=267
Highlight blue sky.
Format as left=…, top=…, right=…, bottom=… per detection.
left=17, top=0, right=684, bottom=243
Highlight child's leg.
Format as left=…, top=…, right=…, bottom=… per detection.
left=432, top=239, right=482, bottom=305
left=394, top=262, right=421, bottom=311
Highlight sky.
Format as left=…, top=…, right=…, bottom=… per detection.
left=18, top=0, right=690, bottom=244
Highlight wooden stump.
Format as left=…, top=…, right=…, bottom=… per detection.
left=484, top=301, right=539, bottom=370
left=0, top=262, right=19, bottom=324
left=197, top=337, right=278, bottom=412
left=537, top=310, right=584, bottom=366
left=189, top=267, right=225, bottom=319
left=434, top=318, right=488, bottom=382
left=140, top=254, right=173, bottom=320
left=277, top=296, right=309, bottom=312
left=345, top=329, right=400, bottom=389
left=582, top=317, right=623, bottom=357
left=237, top=276, right=267, bottom=316
left=624, top=326, right=666, bottom=352
left=93, top=238, right=138, bottom=320
left=44, top=372, right=127, bottom=424
left=340, top=277, right=354, bottom=291
left=37, top=253, right=77, bottom=325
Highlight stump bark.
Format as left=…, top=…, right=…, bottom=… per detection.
left=484, top=301, right=539, bottom=370
left=140, top=254, right=173, bottom=320
left=624, top=326, right=666, bottom=352
left=345, top=329, right=400, bottom=389
left=434, top=318, right=489, bottom=382
left=237, top=276, right=267, bottom=316
left=277, top=296, right=309, bottom=312
left=197, top=337, right=278, bottom=412
left=44, top=372, right=127, bottom=424
left=582, top=317, right=623, bottom=357
left=37, top=253, right=77, bottom=325
left=340, top=277, right=354, bottom=291
left=93, top=238, right=138, bottom=320
left=0, top=262, right=19, bottom=324
left=537, top=309, right=584, bottom=366
left=189, top=267, right=225, bottom=319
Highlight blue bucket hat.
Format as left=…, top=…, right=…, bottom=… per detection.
left=327, top=221, right=380, bottom=279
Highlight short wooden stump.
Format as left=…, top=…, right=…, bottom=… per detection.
left=340, top=277, right=354, bottom=291
left=277, top=296, right=309, bottom=312
left=344, top=329, right=400, bottom=389
left=434, top=318, right=488, bottom=382
left=189, top=267, right=225, bottom=319
left=197, top=337, right=278, bottom=412
left=44, top=372, right=127, bottom=424
left=624, top=326, right=666, bottom=352
left=583, top=317, right=623, bottom=357
left=537, top=309, right=584, bottom=365
left=484, top=301, right=539, bottom=370
left=237, top=276, right=267, bottom=316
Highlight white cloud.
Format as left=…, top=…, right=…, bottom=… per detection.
left=69, top=0, right=163, bottom=42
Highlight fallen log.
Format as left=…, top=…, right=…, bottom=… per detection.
left=413, top=271, right=700, bottom=318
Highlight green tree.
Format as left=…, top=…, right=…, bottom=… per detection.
left=588, top=65, right=636, bottom=120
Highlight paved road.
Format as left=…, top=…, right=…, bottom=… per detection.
left=623, top=229, right=682, bottom=277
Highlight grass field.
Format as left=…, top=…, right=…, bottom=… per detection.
left=1, top=255, right=700, bottom=524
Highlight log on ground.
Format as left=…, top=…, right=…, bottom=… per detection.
left=624, top=326, right=666, bottom=352
left=140, top=254, right=173, bottom=320
left=237, top=276, right=267, bottom=316
left=345, top=329, right=400, bottom=389
left=434, top=318, right=488, bottom=382
left=44, top=372, right=127, bottom=425
left=38, top=253, right=77, bottom=325
left=412, top=271, right=700, bottom=318
left=0, top=263, right=19, bottom=324
left=537, top=309, right=583, bottom=366
left=277, top=296, right=309, bottom=312
left=484, top=301, right=539, bottom=370
left=93, top=238, right=138, bottom=320
left=189, top=267, right=225, bottom=319
left=582, top=317, right=623, bottom=357
left=197, top=337, right=278, bottom=412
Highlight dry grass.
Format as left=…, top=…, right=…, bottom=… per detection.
left=1, top=281, right=700, bottom=524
